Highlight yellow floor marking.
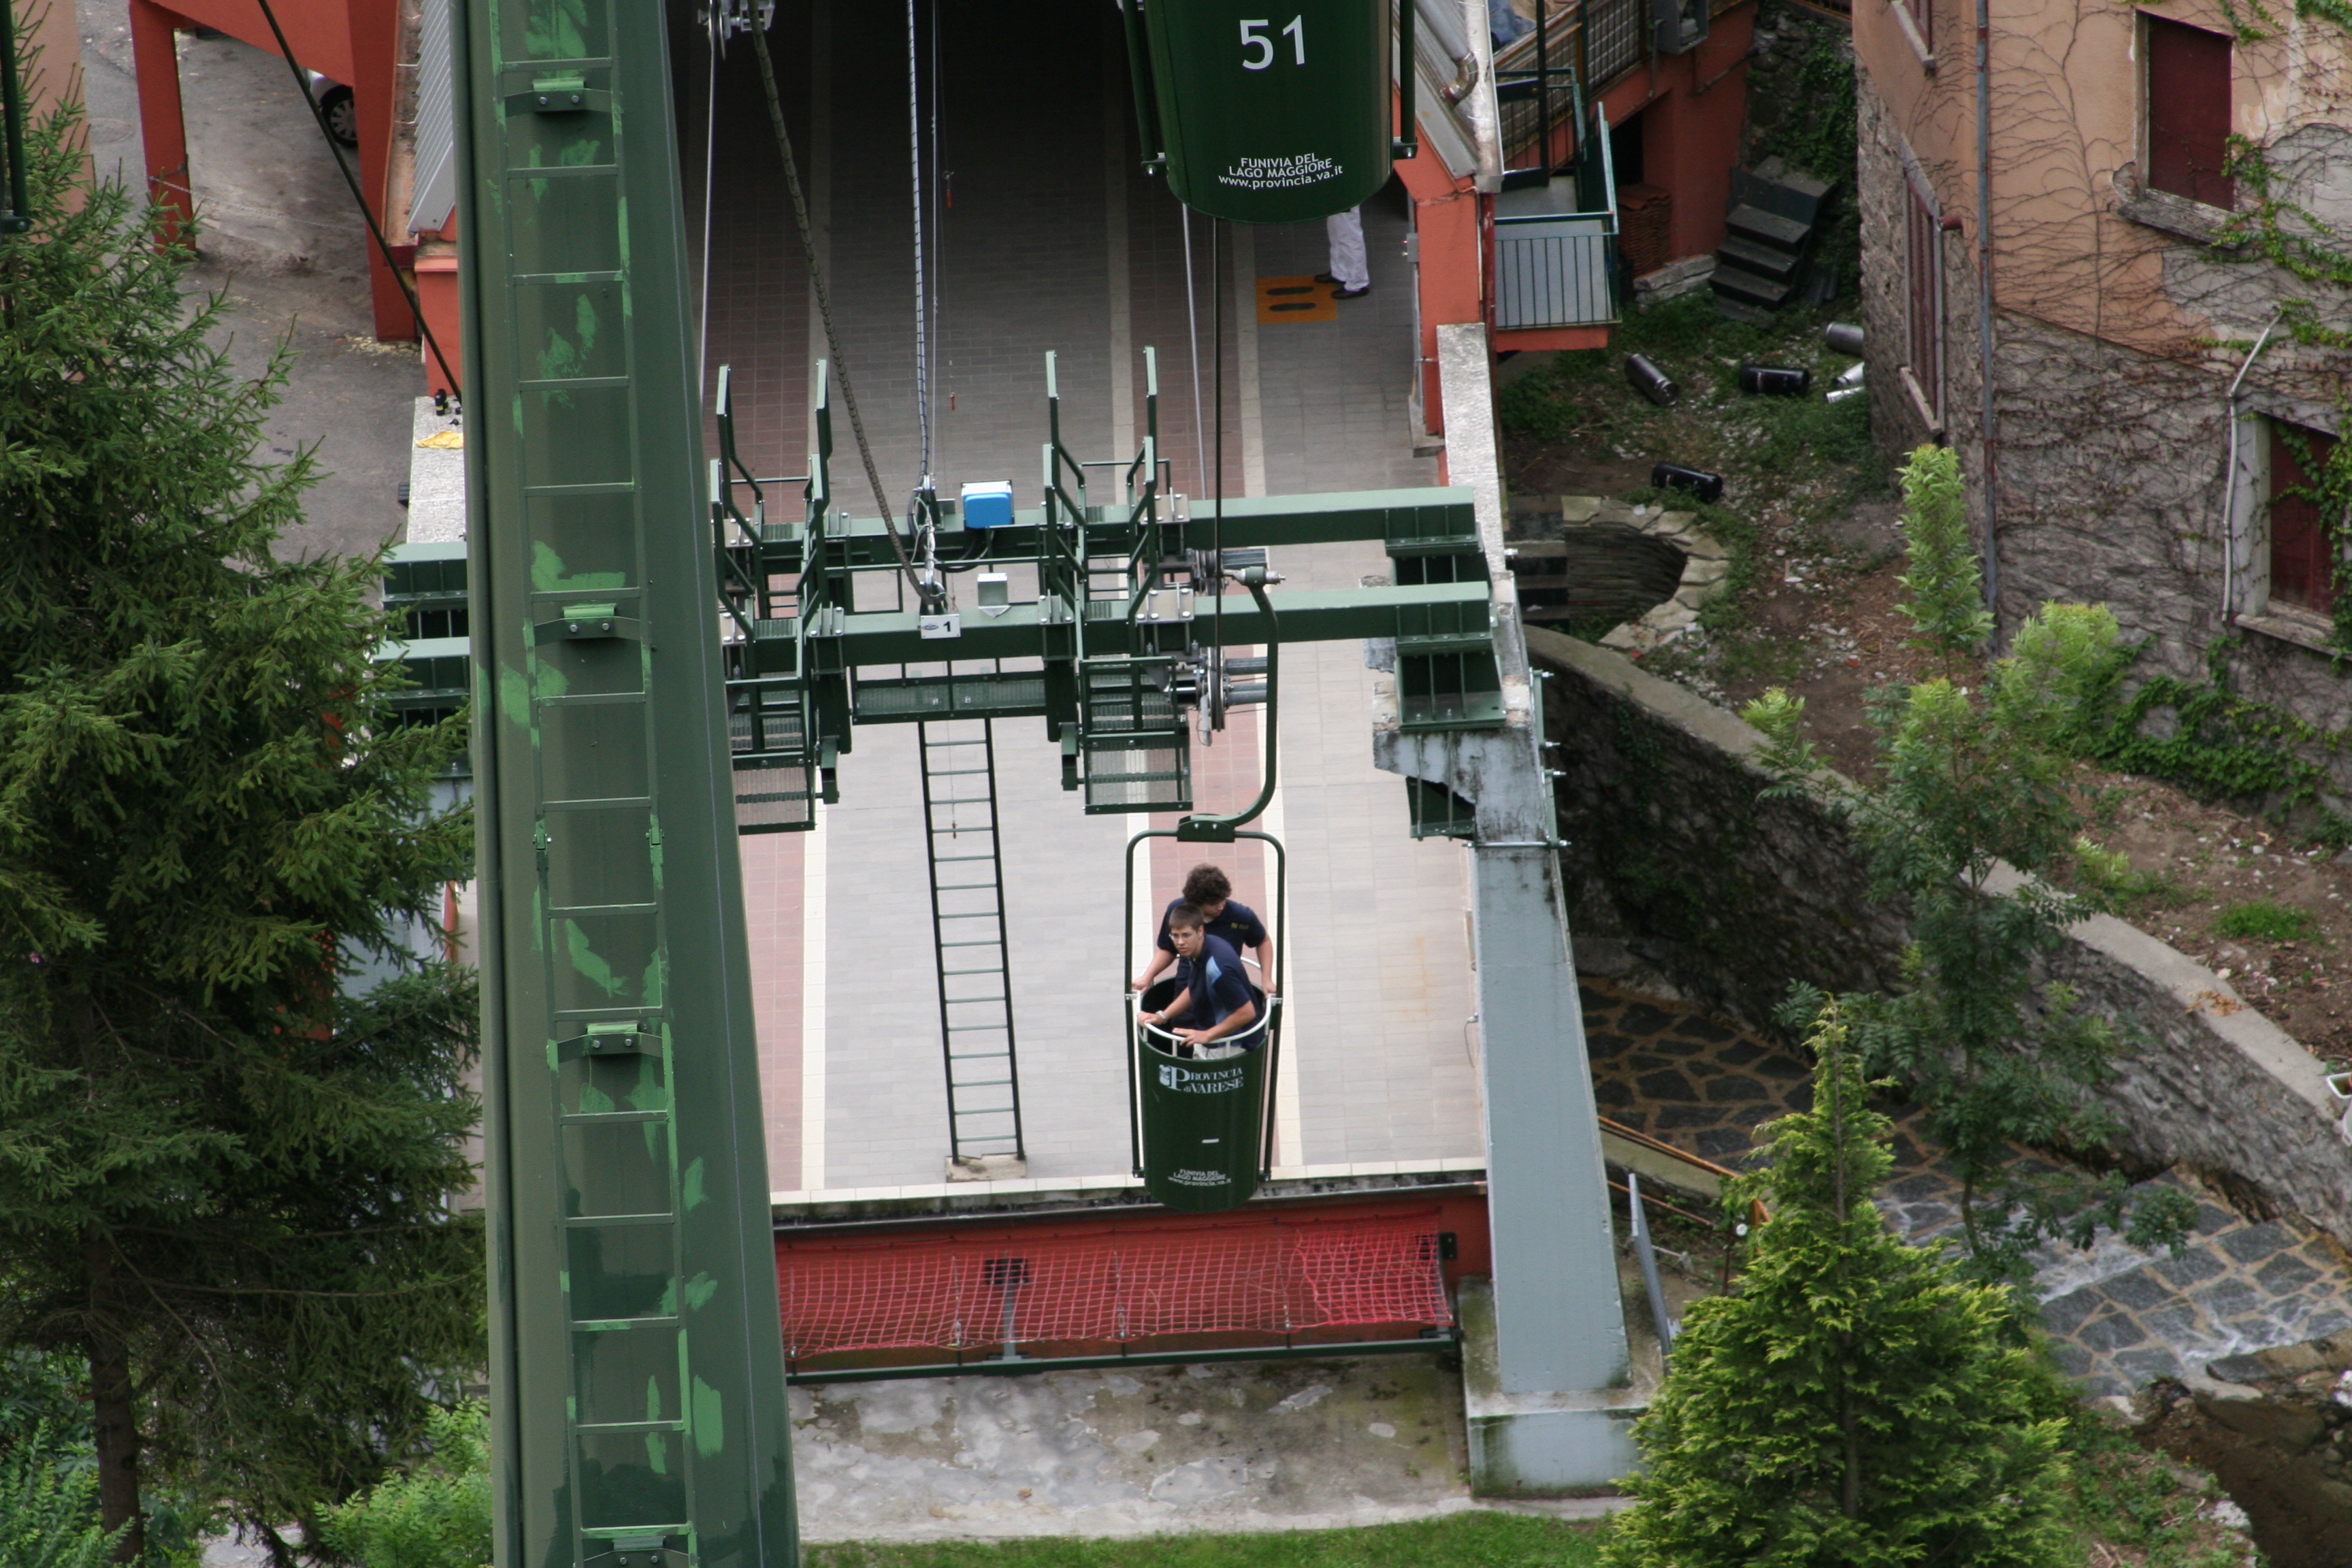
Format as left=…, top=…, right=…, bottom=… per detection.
left=1254, top=274, right=1336, bottom=323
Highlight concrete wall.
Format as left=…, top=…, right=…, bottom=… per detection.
left=1526, top=627, right=2352, bottom=1247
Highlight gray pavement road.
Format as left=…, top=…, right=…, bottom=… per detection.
left=77, top=0, right=419, bottom=564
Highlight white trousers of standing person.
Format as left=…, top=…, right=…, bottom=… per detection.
left=1325, top=207, right=1368, bottom=291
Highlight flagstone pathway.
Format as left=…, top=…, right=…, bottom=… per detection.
left=1581, top=980, right=2352, bottom=1401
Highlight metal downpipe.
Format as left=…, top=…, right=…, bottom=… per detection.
left=1975, top=0, right=1997, bottom=627
left=2218, top=306, right=2285, bottom=627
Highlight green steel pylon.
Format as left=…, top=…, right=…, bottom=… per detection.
left=451, top=0, right=798, bottom=1562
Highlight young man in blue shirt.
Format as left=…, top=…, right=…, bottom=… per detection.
left=1139, top=903, right=1259, bottom=1054
left=1130, top=863, right=1273, bottom=996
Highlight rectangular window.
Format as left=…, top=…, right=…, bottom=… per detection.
left=2146, top=15, right=2233, bottom=208
left=2268, top=421, right=2340, bottom=618
left=1905, top=180, right=1942, bottom=421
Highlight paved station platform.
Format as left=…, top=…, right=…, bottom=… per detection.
left=680, top=0, right=1485, bottom=1201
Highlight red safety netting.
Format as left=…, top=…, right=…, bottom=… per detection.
left=776, top=1215, right=1452, bottom=1360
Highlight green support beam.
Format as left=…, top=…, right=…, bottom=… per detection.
left=734, top=487, right=1480, bottom=575
left=790, top=583, right=1491, bottom=667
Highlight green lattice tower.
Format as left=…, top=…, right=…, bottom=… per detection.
left=453, top=0, right=798, bottom=1563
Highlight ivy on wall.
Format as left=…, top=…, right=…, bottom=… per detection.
left=2084, top=638, right=2352, bottom=842
left=2215, top=0, right=2352, bottom=42
left=2269, top=419, right=2352, bottom=657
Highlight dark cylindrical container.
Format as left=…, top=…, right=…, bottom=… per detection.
left=1651, top=462, right=1724, bottom=504
left=1738, top=363, right=1812, bottom=397
left=1624, top=353, right=1680, bottom=407
left=1824, top=322, right=1866, bottom=356
left=1134, top=978, right=1280, bottom=1212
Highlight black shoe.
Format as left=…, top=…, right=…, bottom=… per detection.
left=1333, top=283, right=1371, bottom=299
left=1315, top=272, right=1341, bottom=284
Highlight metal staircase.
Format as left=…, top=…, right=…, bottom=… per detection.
left=917, top=715, right=1026, bottom=1164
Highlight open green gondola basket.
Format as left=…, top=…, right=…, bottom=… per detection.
left=1125, top=829, right=1286, bottom=1211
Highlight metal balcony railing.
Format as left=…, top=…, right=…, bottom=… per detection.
left=1582, top=0, right=1646, bottom=88
left=1492, top=3, right=1579, bottom=177
left=1492, top=99, right=1619, bottom=330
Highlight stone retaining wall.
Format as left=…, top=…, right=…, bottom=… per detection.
left=1529, top=627, right=2352, bottom=1245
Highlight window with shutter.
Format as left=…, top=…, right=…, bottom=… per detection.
left=2145, top=15, right=2234, bottom=208
left=2268, top=421, right=2340, bottom=618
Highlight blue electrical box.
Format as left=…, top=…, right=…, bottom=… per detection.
left=960, top=480, right=1014, bottom=530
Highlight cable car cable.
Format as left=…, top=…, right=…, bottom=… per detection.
left=747, top=18, right=942, bottom=612
left=1181, top=207, right=1205, bottom=495
left=906, top=0, right=930, bottom=485
left=1211, top=216, right=1224, bottom=710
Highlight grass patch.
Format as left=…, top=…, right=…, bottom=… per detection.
left=2063, top=1412, right=2244, bottom=1568
left=808, top=1513, right=1605, bottom=1568
left=1499, top=293, right=1889, bottom=508
left=2210, top=897, right=2319, bottom=943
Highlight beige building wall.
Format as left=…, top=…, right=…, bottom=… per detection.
left=1850, top=0, right=2352, bottom=798
left=1857, top=1, right=2348, bottom=359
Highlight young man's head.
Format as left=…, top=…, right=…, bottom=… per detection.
left=1181, top=864, right=1232, bottom=915
left=1166, top=902, right=1207, bottom=957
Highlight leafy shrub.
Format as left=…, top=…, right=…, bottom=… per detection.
left=315, top=1404, right=491, bottom=1568
left=0, top=1428, right=123, bottom=1568
left=0, top=1352, right=91, bottom=1456
left=2210, top=898, right=2318, bottom=943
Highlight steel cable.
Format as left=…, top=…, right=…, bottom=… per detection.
left=1181, top=206, right=1206, bottom=494
left=747, top=17, right=940, bottom=610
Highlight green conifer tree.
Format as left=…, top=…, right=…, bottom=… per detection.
left=1599, top=1006, right=2073, bottom=1568
left=0, top=72, right=480, bottom=1566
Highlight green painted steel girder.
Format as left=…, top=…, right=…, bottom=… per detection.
left=455, top=0, right=798, bottom=1564
left=803, top=582, right=1490, bottom=667
left=741, top=488, right=1479, bottom=576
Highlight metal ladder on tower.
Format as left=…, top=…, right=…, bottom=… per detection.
left=918, top=712, right=1027, bottom=1167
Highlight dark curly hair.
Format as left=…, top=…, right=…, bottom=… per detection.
left=1181, top=864, right=1232, bottom=905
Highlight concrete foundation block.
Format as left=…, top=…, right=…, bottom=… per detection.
left=1457, top=1277, right=1644, bottom=1495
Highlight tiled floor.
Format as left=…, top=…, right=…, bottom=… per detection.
left=1580, top=980, right=2352, bottom=1400
left=700, top=1, right=1480, bottom=1196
